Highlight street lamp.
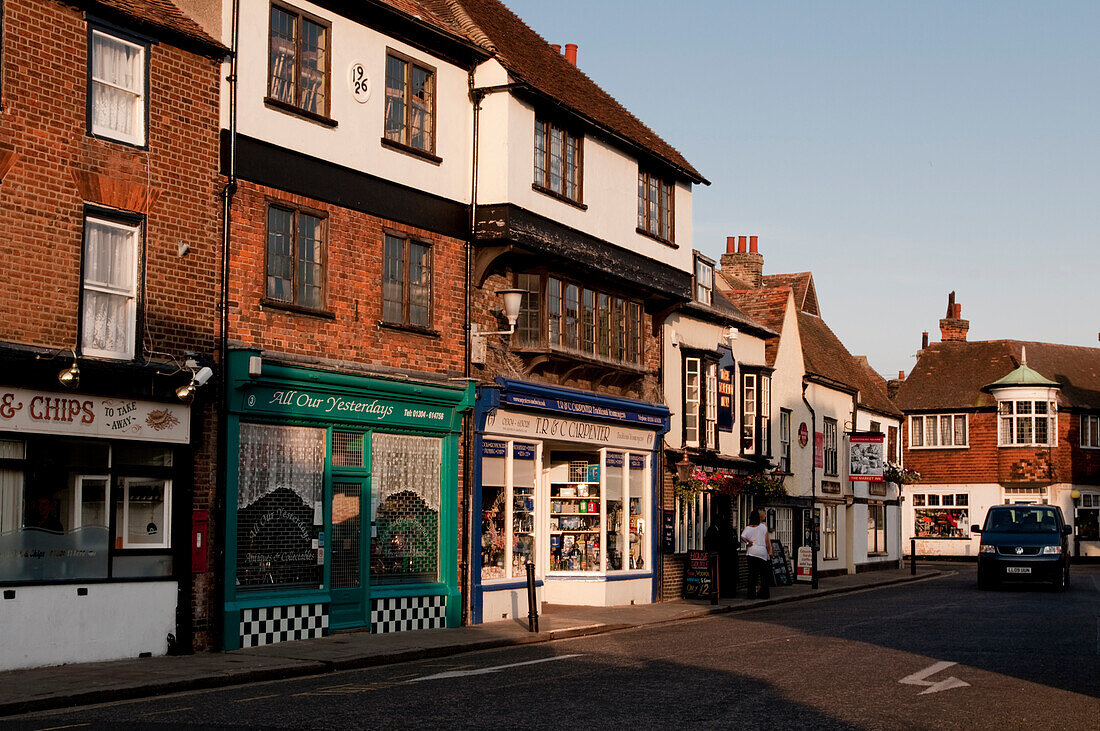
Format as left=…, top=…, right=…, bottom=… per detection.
left=676, top=453, right=694, bottom=482
left=470, top=289, right=527, bottom=364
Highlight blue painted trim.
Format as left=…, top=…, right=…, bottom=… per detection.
left=543, top=572, right=652, bottom=582
left=495, top=378, right=670, bottom=431
left=481, top=579, right=545, bottom=592
left=606, top=571, right=652, bottom=583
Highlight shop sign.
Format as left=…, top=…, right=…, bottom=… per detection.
left=717, top=351, right=735, bottom=432
left=241, top=386, right=453, bottom=429
left=814, top=431, right=824, bottom=468
left=484, top=408, right=656, bottom=450
left=798, top=422, right=809, bottom=447
left=501, top=393, right=666, bottom=427
left=849, top=433, right=884, bottom=482
left=796, top=546, right=813, bottom=582
left=683, top=550, right=715, bottom=599
left=662, top=510, right=675, bottom=553
left=0, top=387, right=189, bottom=443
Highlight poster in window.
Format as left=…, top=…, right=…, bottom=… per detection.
left=848, top=433, right=884, bottom=482
left=717, top=349, right=735, bottom=432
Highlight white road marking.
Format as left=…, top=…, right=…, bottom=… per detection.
left=899, top=661, right=971, bottom=695
left=405, top=654, right=583, bottom=683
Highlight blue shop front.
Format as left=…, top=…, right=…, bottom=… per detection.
left=473, top=379, right=669, bottom=623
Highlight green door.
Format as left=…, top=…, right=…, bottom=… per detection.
left=330, top=477, right=369, bottom=629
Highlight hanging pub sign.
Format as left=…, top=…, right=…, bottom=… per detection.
left=849, top=432, right=885, bottom=482
left=814, top=432, right=824, bottom=469
left=717, top=349, right=735, bottom=432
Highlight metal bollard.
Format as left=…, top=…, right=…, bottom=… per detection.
left=526, top=561, right=539, bottom=633
left=910, top=537, right=916, bottom=575
left=708, top=552, right=718, bottom=605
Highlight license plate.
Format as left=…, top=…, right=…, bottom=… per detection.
left=1006, top=567, right=1031, bottom=574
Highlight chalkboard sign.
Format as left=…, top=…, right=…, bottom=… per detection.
left=770, top=539, right=792, bottom=586
left=683, top=550, right=715, bottom=599
left=662, top=510, right=675, bottom=553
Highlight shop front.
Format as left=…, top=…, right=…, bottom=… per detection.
left=472, top=379, right=668, bottom=624
left=0, top=384, right=191, bottom=671
left=222, top=351, right=473, bottom=648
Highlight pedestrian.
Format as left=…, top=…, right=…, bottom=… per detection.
left=740, top=509, right=772, bottom=599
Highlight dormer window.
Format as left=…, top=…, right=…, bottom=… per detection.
left=694, top=256, right=713, bottom=305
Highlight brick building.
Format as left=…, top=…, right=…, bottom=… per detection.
left=892, top=294, right=1100, bottom=558
left=0, top=0, right=226, bottom=669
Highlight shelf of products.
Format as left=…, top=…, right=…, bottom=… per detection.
left=549, top=482, right=601, bottom=571
left=512, top=484, right=535, bottom=577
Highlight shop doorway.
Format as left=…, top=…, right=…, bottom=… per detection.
left=330, top=477, right=368, bottom=629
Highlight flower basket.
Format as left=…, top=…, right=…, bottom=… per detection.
left=882, top=463, right=921, bottom=485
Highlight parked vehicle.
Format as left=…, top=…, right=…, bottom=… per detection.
left=973, top=505, right=1071, bottom=590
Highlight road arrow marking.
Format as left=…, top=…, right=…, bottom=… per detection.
left=406, top=654, right=583, bottom=683
left=899, top=661, right=970, bottom=695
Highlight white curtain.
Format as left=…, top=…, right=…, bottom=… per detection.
left=0, top=469, right=23, bottom=535
left=91, top=32, right=142, bottom=139
left=238, top=424, right=325, bottom=510
left=372, top=433, right=441, bottom=511
left=82, top=219, right=135, bottom=356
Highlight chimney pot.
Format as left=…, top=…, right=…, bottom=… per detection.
left=564, top=43, right=578, bottom=65
left=726, top=236, right=738, bottom=254
left=921, top=331, right=929, bottom=349
left=953, top=303, right=962, bottom=318
left=749, top=235, right=758, bottom=253
left=738, top=235, right=747, bottom=253
left=899, top=370, right=905, bottom=380
left=551, top=44, right=561, bottom=54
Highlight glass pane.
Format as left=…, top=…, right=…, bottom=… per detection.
left=606, top=453, right=624, bottom=570
left=297, top=213, right=324, bottom=309
left=85, top=219, right=136, bottom=291
left=637, top=172, right=646, bottom=228
left=332, top=431, right=364, bottom=468
left=515, top=273, right=541, bottom=345
left=408, top=242, right=431, bottom=327
left=91, top=32, right=142, bottom=138
left=582, top=289, right=595, bottom=353
left=533, top=120, right=546, bottom=185
left=268, top=7, right=296, bottom=104
left=124, top=479, right=168, bottom=547
left=511, top=443, right=536, bottom=578
left=1035, top=417, right=1048, bottom=444
left=370, top=433, right=441, bottom=583
left=1017, top=417, right=1033, bottom=444
left=384, top=55, right=406, bottom=142
left=1016, top=401, right=1032, bottom=415
left=382, top=234, right=404, bottom=323
left=299, top=19, right=327, bottom=114
left=79, top=477, right=108, bottom=528
left=480, top=441, right=505, bottom=580
left=331, top=482, right=360, bottom=589
left=82, top=289, right=131, bottom=356
left=548, top=278, right=561, bottom=345
left=940, top=416, right=951, bottom=447
left=409, top=65, right=433, bottom=151
left=1001, top=418, right=1014, bottom=444
left=564, top=284, right=579, bottom=349
left=954, top=416, right=966, bottom=445
left=925, top=417, right=937, bottom=447
left=629, top=454, right=646, bottom=570
left=266, top=207, right=294, bottom=302
left=597, top=293, right=610, bottom=358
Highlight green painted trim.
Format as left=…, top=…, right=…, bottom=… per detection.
left=369, top=582, right=451, bottom=599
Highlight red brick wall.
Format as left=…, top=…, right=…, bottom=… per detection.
left=0, top=1, right=224, bottom=652
left=659, top=466, right=682, bottom=600
left=228, top=182, right=465, bottom=375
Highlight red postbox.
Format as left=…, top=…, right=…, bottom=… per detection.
left=192, top=510, right=209, bottom=573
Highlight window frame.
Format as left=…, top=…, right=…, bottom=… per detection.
left=120, top=477, right=172, bottom=550
left=997, top=399, right=1057, bottom=447
left=1080, top=414, right=1100, bottom=449
left=694, top=255, right=714, bottom=305
left=779, top=409, right=792, bottom=473
left=823, top=418, right=838, bottom=476
left=381, top=230, right=434, bottom=331
left=866, top=503, right=886, bottom=555
left=79, top=211, right=143, bottom=361
left=822, top=505, right=838, bottom=560
left=266, top=1, right=333, bottom=124
left=741, top=372, right=757, bottom=455
left=675, top=489, right=711, bottom=554
left=87, top=26, right=149, bottom=148
left=909, top=413, right=969, bottom=449
left=533, top=117, right=584, bottom=206
left=383, top=48, right=438, bottom=159
left=263, top=200, right=329, bottom=314
left=637, top=169, right=675, bottom=245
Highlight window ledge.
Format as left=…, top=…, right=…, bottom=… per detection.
left=636, top=227, right=677, bottom=248
left=532, top=183, right=588, bottom=210
left=260, top=299, right=336, bottom=319
left=88, top=131, right=148, bottom=151
left=264, top=97, right=337, bottom=128
left=997, top=443, right=1054, bottom=448
left=379, top=321, right=440, bottom=338
left=909, top=445, right=969, bottom=450
left=380, top=137, right=442, bottom=165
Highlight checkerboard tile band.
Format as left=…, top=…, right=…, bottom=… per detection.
left=239, top=603, right=329, bottom=648
left=371, top=595, right=446, bottom=634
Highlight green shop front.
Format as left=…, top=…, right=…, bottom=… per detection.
left=222, top=351, right=473, bottom=648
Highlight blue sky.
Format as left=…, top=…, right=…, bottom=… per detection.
left=504, top=0, right=1100, bottom=378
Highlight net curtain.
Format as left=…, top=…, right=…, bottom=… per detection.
left=237, top=424, right=325, bottom=510
left=372, top=433, right=442, bottom=512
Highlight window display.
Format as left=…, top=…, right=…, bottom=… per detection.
left=370, top=433, right=442, bottom=583
left=550, top=479, right=601, bottom=571
left=629, top=455, right=647, bottom=569
left=481, top=441, right=539, bottom=581
left=914, top=508, right=969, bottom=538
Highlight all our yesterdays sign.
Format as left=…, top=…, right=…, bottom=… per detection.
left=241, top=386, right=450, bottom=428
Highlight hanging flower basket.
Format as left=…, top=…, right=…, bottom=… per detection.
left=674, top=468, right=789, bottom=502
left=882, top=462, right=921, bottom=485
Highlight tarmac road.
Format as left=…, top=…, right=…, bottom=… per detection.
left=8, top=563, right=1099, bottom=730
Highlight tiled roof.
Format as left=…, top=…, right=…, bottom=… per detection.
left=763, top=272, right=818, bottom=315
left=720, top=287, right=792, bottom=366
left=712, top=291, right=777, bottom=337
left=90, top=0, right=226, bottom=53
left=448, top=0, right=706, bottom=184
left=715, top=270, right=754, bottom=292
left=894, top=340, right=1100, bottom=411
left=798, top=312, right=901, bottom=418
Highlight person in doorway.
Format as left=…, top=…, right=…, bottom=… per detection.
left=740, top=509, right=772, bottom=599
left=26, top=496, right=63, bottom=533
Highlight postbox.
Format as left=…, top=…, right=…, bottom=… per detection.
left=192, top=509, right=209, bottom=573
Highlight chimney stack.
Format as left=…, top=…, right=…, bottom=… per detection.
left=939, top=291, right=969, bottom=342
left=719, top=234, right=764, bottom=288
left=564, top=43, right=578, bottom=65
left=551, top=44, right=561, bottom=54
left=898, top=370, right=905, bottom=380
left=921, top=331, right=928, bottom=349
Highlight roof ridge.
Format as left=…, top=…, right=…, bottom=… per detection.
left=432, top=0, right=497, bottom=52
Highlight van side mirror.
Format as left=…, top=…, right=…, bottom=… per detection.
left=970, top=525, right=981, bottom=534
left=1062, top=525, right=1072, bottom=536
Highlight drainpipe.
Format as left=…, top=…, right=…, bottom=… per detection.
left=802, top=380, right=818, bottom=589
left=213, top=0, right=240, bottom=651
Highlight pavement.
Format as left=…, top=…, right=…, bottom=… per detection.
left=0, top=566, right=945, bottom=717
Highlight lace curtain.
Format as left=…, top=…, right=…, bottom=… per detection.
left=91, top=32, right=141, bottom=138
left=0, top=469, right=22, bottom=535
left=82, top=219, right=136, bottom=356
left=238, top=424, right=325, bottom=510
left=372, top=433, right=442, bottom=511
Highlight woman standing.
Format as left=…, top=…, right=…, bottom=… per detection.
left=740, top=510, right=773, bottom=599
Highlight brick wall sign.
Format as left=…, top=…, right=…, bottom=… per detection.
left=0, top=387, right=189, bottom=443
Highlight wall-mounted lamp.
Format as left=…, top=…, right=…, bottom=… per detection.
left=669, top=330, right=680, bottom=348
left=724, top=327, right=738, bottom=351
left=175, top=366, right=213, bottom=403
left=470, top=289, right=526, bottom=365
left=676, top=452, right=693, bottom=482
left=57, top=353, right=80, bottom=390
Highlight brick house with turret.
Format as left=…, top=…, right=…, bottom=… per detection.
left=892, top=294, right=1100, bottom=558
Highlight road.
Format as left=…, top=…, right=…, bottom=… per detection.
left=8, top=564, right=1099, bottom=730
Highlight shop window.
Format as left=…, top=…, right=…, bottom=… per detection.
left=89, top=28, right=147, bottom=146
left=628, top=454, right=647, bottom=570
left=779, top=409, right=791, bottom=473
left=914, top=507, right=969, bottom=539
left=480, top=441, right=537, bottom=581
left=1080, top=414, right=1100, bottom=448
left=822, top=505, right=837, bottom=560
left=383, top=233, right=432, bottom=329
left=823, top=418, right=838, bottom=476
left=236, top=424, right=325, bottom=588
left=1077, top=494, right=1099, bottom=540
left=534, top=118, right=582, bottom=203
left=637, top=169, right=674, bottom=244
left=268, top=3, right=330, bottom=119
left=912, top=493, right=926, bottom=506
left=81, top=214, right=140, bottom=360
left=998, top=399, right=1056, bottom=447
left=370, top=433, right=441, bottom=583
left=384, top=51, right=435, bottom=154
left=118, top=478, right=170, bottom=550
left=675, top=490, right=711, bottom=554
left=910, top=414, right=967, bottom=448
left=867, top=504, right=886, bottom=555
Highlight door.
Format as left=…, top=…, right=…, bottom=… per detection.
left=330, top=477, right=368, bottom=629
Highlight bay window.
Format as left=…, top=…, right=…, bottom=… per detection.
left=694, top=256, right=713, bottom=305
left=683, top=357, right=718, bottom=450
left=675, top=489, right=711, bottom=554
left=742, top=373, right=756, bottom=454
left=998, top=400, right=1056, bottom=447
left=82, top=214, right=140, bottom=360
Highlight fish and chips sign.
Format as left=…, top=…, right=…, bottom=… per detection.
left=0, top=387, right=189, bottom=443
